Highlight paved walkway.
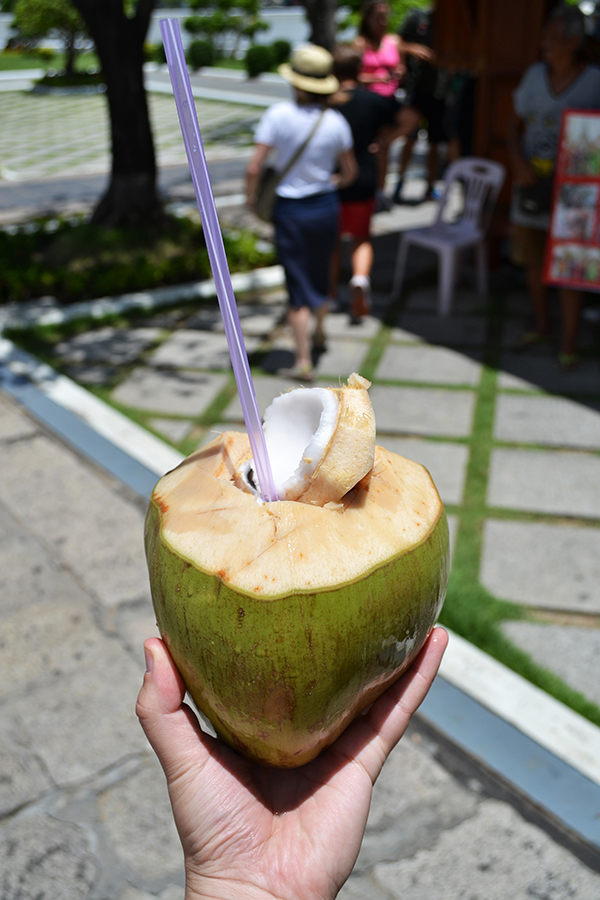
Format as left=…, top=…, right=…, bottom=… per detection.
left=1, top=385, right=599, bottom=898
left=1, top=76, right=600, bottom=897
left=26, top=244, right=600, bottom=712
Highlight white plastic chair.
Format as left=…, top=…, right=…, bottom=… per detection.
left=390, top=157, right=506, bottom=316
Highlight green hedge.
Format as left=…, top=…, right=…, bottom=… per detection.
left=0, top=216, right=274, bottom=305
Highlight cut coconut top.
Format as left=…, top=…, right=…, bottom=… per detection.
left=241, top=373, right=376, bottom=505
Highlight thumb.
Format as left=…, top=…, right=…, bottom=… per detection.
left=136, top=638, right=210, bottom=779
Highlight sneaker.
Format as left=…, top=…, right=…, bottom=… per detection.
left=392, top=179, right=404, bottom=204
left=349, top=275, right=371, bottom=320
left=375, top=193, right=393, bottom=213
left=423, top=186, right=443, bottom=202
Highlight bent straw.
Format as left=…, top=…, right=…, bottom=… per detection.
left=160, top=18, right=278, bottom=502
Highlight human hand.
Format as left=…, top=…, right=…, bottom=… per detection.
left=411, top=45, right=435, bottom=62
left=137, top=628, right=448, bottom=900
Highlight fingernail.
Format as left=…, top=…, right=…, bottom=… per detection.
left=144, top=645, right=154, bottom=674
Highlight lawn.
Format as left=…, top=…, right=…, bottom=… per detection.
left=0, top=50, right=100, bottom=71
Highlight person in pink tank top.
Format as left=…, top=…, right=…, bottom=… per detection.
left=355, top=1, right=433, bottom=207
left=355, top=2, right=405, bottom=99
left=360, top=32, right=403, bottom=98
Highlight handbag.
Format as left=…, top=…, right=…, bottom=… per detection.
left=518, top=177, right=554, bottom=215
left=254, top=110, right=326, bottom=223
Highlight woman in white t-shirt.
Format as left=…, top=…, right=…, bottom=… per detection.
left=246, top=45, right=357, bottom=380
left=506, top=5, right=600, bottom=371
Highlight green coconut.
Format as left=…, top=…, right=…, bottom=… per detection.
left=144, top=375, right=449, bottom=767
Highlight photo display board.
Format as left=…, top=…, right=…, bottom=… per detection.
left=543, top=109, right=600, bottom=291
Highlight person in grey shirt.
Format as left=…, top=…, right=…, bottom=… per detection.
left=506, top=4, right=600, bottom=371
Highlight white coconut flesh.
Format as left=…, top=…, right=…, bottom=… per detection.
left=242, top=373, right=376, bottom=505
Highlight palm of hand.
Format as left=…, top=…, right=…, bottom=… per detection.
left=172, top=735, right=373, bottom=900
left=138, top=630, right=447, bottom=900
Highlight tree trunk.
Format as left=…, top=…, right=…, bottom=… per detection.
left=64, top=30, right=77, bottom=78
left=71, top=0, right=163, bottom=228
left=303, top=0, right=338, bottom=51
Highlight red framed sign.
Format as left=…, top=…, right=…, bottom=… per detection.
left=543, top=109, right=600, bottom=291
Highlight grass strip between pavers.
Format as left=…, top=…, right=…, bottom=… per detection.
left=438, top=291, right=600, bottom=728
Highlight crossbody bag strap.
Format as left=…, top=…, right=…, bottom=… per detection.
left=274, top=108, right=327, bottom=184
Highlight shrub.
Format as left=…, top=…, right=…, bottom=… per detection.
left=244, top=44, right=273, bottom=79
left=187, top=39, right=214, bottom=71
left=0, top=215, right=275, bottom=305
left=271, top=39, right=291, bottom=66
left=144, top=42, right=166, bottom=64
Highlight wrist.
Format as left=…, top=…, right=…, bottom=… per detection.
left=184, top=871, right=281, bottom=900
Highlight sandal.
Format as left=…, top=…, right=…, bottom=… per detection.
left=312, top=328, right=327, bottom=351
left=558, top=352, right=579, bottom=373
left=277, top=364, right=314, bottom=382
left=513, top=331, right=551, bottom=352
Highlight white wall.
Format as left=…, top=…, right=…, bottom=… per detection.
left=0, top=13, right=15, bottom=49
left=147, top=8, right=311, bottom=50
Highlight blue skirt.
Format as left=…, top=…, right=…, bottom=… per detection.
left=273, top=191, right=339, bottom=310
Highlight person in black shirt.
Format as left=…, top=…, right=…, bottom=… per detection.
left=331, top=44, right=419, bottom=320
left=394, top=7, right=448, bottom=203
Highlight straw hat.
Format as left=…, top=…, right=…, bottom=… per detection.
left=279, top=44, right=339, bottom=95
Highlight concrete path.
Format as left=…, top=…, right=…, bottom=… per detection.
left=1, top=388, right=599, bottom=899
left=1, top=75, right=600, bottom=896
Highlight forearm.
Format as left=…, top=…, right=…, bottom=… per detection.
left=246, top=143, right=271, bottom=206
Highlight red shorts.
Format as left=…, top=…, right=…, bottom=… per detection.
left=339, top=199, right=375, bottom=241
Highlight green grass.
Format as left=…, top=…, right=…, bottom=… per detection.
left=0, top=50, right=100, bottom=71
left=0, top=215, right=275, bottom=305
left=213, top=58, right=245, bottom=70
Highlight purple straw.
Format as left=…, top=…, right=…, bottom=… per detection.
left=160, top=18, right=278, bottom=503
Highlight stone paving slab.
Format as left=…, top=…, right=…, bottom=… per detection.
left=499, top=351, right=600, bottom=395
left=98, top=759, right=184, bottom=889
left=312, top=339, right=370, bottom=379
left=148, top=417, right=193, bottom=443
left=324, top=312, right=382, bottom=340
left=502, top=317, right=596, bottom=351
left=369, top=798, right=600, bottom=900
left=0, top=721, right=53, bottom=817
left=0, top=498, right=90, bottom=618
left=0, top=814, right=98, bottom=900
left=370, top=385, right=476, bottom=437
left=351, top=730, right=479, bottom=874
left=222, top=375, right=312, bottom=422
left=186, top=304, right=285, bottom=337
left=404, top=285, right=488, bottom=315
left=0, top=600, right=109, bottom=702
left=112, top=368, right=229, bottom=417
left=63, top=362, right=120, bottom=386
left=149, top=329, right=261, bottom=370
left=0, top=392, right=38, bottom=440
left=0, top=433, right=150, bottom=608
left=55, top=326, right=162, bottom=366
left=376, top=344, right=482, bottom=385
left=5, top=637, right=146, bottom=785
left=487, top=448, right=600, bottom=519
left=376, top=436, right=469, bottom=506
left=0, top=90, right=251, bottom=180
left=497, top=369, right=545, bottom=392
left=494, top=394, right=600, bottom=449
left=392, top=312, right=487, bottom=347
left=480, top=519, right=600, bottom=614
left=501, top=621, right=600, bottom=709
